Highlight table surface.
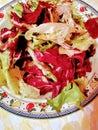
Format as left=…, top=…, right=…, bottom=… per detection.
left=0, top=0, right=98, bottom=130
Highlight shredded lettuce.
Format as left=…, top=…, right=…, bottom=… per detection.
left=47, top=82, right=86, bottom=112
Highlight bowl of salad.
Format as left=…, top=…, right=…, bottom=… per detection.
left=0, top=0, right=98, bottom=118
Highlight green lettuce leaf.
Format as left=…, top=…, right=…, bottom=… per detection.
left=0, top=70, right=6, bottom=86
left=29, top=36, right=55, bottom=52
left=0, top=53, right=20, bottom=94
left=30, top=0, right=39, bottom=11
left=5, top=71, right=20, bottom=94
left=72, top=33, right=95, bottom=50
left=13, top=3, right=23, bottom=18
left=0, top=52, right=9, bottom=86
left=47, top=82, right=86, bottom=112
left=0, top=52, right=9, bottom=71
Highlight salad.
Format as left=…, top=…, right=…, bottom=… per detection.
left=0, top=0, right=98, bottom=112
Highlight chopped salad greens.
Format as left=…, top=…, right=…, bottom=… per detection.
left=0, top=0, right=98, bottom=112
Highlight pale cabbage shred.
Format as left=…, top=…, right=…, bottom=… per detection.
left=0, top=0, right=95, bottom=102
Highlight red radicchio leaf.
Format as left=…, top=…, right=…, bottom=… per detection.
left=52, top=83, right=62, bottom=98
left=10, top=1, right=53, bottom=26
left=3, top=38, right=18, bottom=50
left=25, top=64, right=43, bottom=76
left=22, top=7, right=42, bottom=24
left=24, top=74, right=53, bottom=95
left=23, top=47, right=94, bottom=97
left=39, top=1, right=53, bottom=8
left=22, top=1, right=53, bottom=24
left=10, top=12, right=22, bottom=28
left=84, top=17, right=98, bottom=39
left=0, top=27, right=18, bottom=43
